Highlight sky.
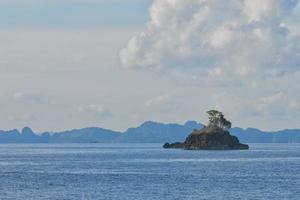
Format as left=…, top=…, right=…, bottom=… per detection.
left=0, top=0, right=299, bottom=132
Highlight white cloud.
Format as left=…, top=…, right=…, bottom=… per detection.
left=120, top=0, right=300, bottom=81
left=212, top=90, right=299, bottom=122
left=144, top=94, right=179, bottom=112
left=78, top=104, right=113, bottom=119
left=13, top=92, right=44, bottom=104
left=8, top=113, right=35, bottom=122
left=256, top=92, right=299, bottom=115
left=0, top=2, right=299, bottom=132
left=118, top=0, right=300, bottom=130
left=0, top=28, right=143, bottom=131
left=145, top=95, right=170, bottom=107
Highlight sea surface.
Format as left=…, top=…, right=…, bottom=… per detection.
left=0, top=143, right=299, bottom=200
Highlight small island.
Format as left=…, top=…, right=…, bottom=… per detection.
left=163, top=110, right=249, bottom=150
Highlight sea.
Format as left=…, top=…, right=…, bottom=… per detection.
left=0, top=143, right=299, bottom=200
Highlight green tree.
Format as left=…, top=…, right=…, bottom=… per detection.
left=206, top=110, right=232, bottom=130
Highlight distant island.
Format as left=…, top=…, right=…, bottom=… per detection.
left=163, top=110, right=249, bottom=150
left=0, top=118, right=299, bottom=144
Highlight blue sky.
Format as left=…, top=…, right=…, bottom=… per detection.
left=0, top=0, right=152, bottom=28
left=0, top=0, right=299, bottom=132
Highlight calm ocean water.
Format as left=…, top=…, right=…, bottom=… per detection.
left=0, top=143, right=299, bottom=200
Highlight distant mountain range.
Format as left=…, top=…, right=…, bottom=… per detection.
left=0, top=121, right=299, bottom=143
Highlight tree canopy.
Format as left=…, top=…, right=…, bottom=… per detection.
left=207, top=110, right=231, bottom=130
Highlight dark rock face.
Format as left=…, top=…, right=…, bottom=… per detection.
left=163, top=126, right=249, bottom=150
left=163, top=142, right=184, bottom=149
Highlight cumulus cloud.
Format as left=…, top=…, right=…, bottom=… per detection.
left=120, top=0, right=300, bottom=81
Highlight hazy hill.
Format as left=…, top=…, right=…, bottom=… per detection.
left=50, top=127, right=121, bottom=143
left=231, top=128, right=300, bottom=143
left=116, top=121, right=203, bottom=143
left=0, top=127, right=48, bottom=143
left=0, top=121, right=299, bottom=143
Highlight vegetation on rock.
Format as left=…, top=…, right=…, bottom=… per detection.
left=163, top=110, right=249, bottom=150
left=207, top=110, right=231, bottom=131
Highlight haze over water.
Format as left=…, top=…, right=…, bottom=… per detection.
left=0, top=143, right=299, bottom=200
